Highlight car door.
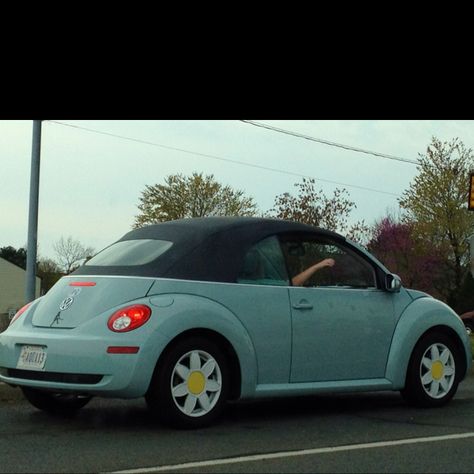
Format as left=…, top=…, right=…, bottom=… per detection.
left=282, top=234, right=397, bottom=383
left=235, top=235, right=293, bottom=384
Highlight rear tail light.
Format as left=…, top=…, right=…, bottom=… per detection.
left=107, top=304, right=151, bottom=332
left=9, top=302, right=32, bottom=326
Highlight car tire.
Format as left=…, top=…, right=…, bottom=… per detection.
left=21, top=387, right=92, bottom=415
left=401, top=331, right=461, bottom=408
left=146, top=336, right=230, bottom=429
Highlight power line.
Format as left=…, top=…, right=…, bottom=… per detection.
left=46, top=120, right=401, bottom=198
left=241, top=120, right=420, bottom=165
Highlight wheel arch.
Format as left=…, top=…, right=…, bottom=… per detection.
left=408, top=325, right=468, bottom=379
left=386, top=298, right=471, bottom=389
left=143, top=292, right=258, bottom=399
left=151, top=328, right=242, bottom=401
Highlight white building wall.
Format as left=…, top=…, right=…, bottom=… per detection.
left=0, top=258, right=40, bottom=330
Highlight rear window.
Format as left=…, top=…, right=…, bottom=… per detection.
left=85, top=239, right=173, bottom=266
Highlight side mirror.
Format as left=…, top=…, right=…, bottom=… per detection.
left=385, top=273, right=402, bottom=293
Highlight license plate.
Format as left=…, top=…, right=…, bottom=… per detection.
left=17, top=345, right=47, bottom=371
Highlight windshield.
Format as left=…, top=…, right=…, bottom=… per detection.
left=85, top=239, right=173, bottom=266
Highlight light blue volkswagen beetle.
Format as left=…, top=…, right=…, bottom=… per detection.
left=0, top=217, right=471, bottom=428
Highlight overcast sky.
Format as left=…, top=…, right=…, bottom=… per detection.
left=1, top=119, right=473, bottom=261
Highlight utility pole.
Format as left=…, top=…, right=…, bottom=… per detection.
left=25, top=120, right=42, bottom=303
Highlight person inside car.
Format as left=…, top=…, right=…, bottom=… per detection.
left=291, top=258, right=335, bottom=286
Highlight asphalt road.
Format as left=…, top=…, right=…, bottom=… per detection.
left=1, top=368, right=474, bottom=473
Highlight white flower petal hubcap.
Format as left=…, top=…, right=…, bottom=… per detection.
left=171, top=349, right=222, bottom=417
left=420, top=342, right=455, bottom=399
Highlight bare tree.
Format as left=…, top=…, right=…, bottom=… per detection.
left=269, top=178, right=370, bottom=244
left=37, top=258, right=63, bottom=292
left=53, top=236, right=95, bottom=274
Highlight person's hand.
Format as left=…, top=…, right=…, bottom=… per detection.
left=320, top=258, right=335, bottom=268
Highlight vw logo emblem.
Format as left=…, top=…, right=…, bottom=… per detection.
left=59, top=296, right=74, bottom=311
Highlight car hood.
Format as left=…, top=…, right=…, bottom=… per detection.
left=405, top=288, right=431, bottom=300
left=31, top=276, right=155, bottom=329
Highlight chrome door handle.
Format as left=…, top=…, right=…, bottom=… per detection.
left=292, top=301, right=313, bottom=310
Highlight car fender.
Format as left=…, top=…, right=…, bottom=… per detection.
left=385, top=297, right=471, bottom=389
left=146, top=293, right=257, bottom=398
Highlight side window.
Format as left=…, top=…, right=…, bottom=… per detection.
left=281, top=237, right=376, bottom=288
left=237, top=236, right=289, bottom=286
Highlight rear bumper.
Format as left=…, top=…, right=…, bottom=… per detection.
left=0, top=324, right=168, bottom=398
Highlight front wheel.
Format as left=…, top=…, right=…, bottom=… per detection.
left=401, top=332, right=461, bottom=407
left=146, top=337, right=230, bottom=428
left=21, top=387, right=92, bottom=415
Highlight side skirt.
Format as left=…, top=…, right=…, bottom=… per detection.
left=253, top=378, right=393, bottom=399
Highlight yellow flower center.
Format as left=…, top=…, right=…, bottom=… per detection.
left=431, top=360, right=444, bottom=380
left=187, top=371, right=205, bottom=394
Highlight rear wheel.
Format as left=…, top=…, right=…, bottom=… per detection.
left=401, top=331, right=461, bottom=407
left=21, top=387, right=92, bottom=415
left=146, top=337, right=230, bottom=428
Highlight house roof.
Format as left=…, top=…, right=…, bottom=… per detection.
left=0, top=257, right=41, bottom=279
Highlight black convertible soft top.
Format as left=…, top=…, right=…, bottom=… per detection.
left=73, top=217, right=344, bottom=282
